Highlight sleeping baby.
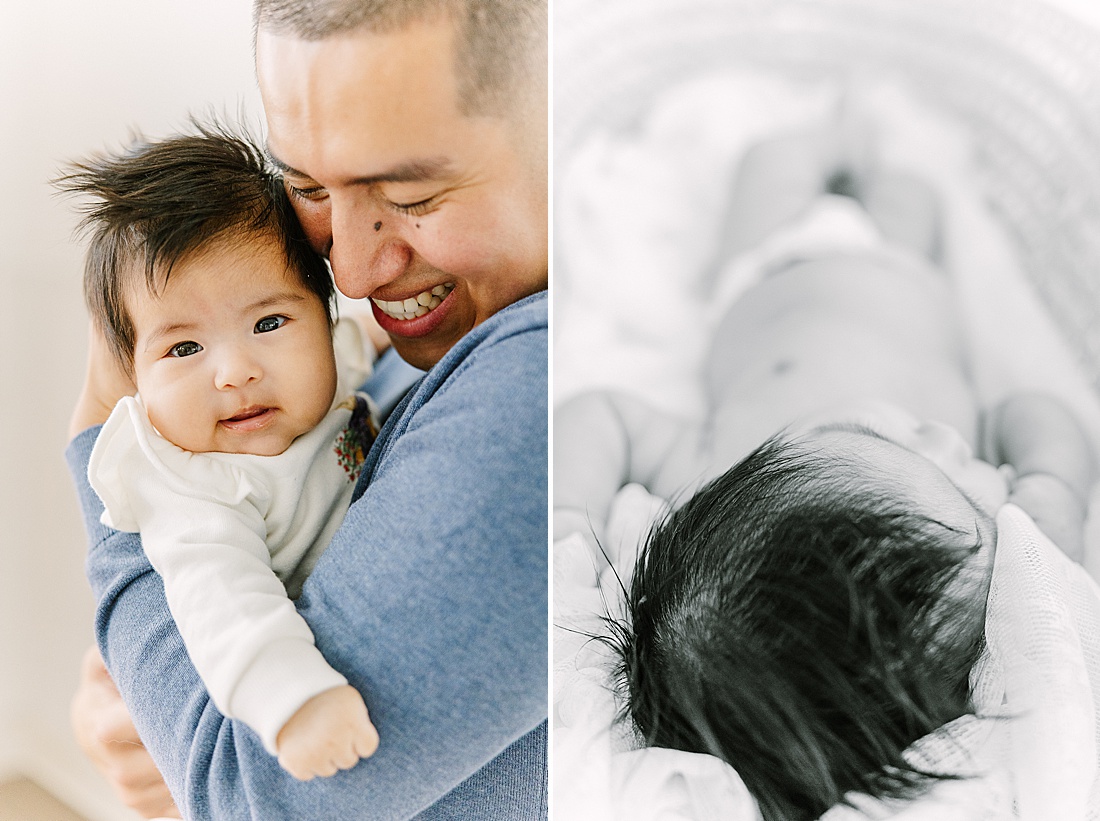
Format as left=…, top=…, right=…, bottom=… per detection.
left=555, top=123, right=1097, bottom=820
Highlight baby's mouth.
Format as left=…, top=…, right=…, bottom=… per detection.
left=371, top=283, right=455, bottom=321
left=220, top=406, right=276, bottom=431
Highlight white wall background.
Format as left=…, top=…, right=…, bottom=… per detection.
left=1, top=3, right=260, bottom=817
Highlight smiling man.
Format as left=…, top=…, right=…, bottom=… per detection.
left=258, top=3, right=548, bottom=370
left=67, top=1, right=548, bottom=818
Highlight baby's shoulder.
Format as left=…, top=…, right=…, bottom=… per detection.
left=91, top=396, right=265, bottom=515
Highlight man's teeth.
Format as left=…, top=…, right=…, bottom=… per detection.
left=372, top=283, right=454, bottom=321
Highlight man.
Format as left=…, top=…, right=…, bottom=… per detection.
left=68, top=1, right=548, bottom=817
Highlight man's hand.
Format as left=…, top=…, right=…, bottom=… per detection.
left=276, top=685, right=379, bottom=781
left=69, top=324, right=136, bottom=440
left=70, top=645, right=181, bottom=819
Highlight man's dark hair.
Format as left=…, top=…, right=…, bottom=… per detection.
left=56, top=119, right=334, bottom=376
left=252, top=0, right=547, bottom=118
left=610, top=437, right=988, bottom=821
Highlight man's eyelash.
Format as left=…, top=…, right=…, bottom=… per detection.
left=389, top=197, right=435, bottom=216
left=285, top=179, right=436, bottom=214
left=286, top=182, right=328, bottom=202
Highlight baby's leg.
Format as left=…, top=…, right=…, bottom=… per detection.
left=716, top=114, right=943, bottom=268
left=856, top=170, right=943, bottom=265
left=715, top=126, right=842, bottom=262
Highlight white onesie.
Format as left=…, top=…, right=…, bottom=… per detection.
left=88, top=320, right=376, bottom=753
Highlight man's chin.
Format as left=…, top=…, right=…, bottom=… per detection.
left=389, top=334, right=457, bottom=371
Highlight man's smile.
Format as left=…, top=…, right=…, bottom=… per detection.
left=370, top=282, right=455, bottom=321
left=369, top=283, right=459, bottom=339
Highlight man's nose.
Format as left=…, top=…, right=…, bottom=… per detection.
left=328, top=194, right=413, bottom=299
left=215, top=346, right=262, bottom=390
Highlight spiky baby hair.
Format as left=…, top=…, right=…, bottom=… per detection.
left=56, top=118, right=333, bottom=376
left=611, top=436, right=988, bottom=821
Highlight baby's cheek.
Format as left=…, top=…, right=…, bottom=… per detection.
left=144, top=402, right=176, bottom=441
left=143, top=391, right=197, bottom=450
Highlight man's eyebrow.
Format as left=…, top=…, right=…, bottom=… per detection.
left=264, top=146, right=454, bottom=185
left=264, top=147, right=308, bottom=178
left=349, top=158, right=454, bottom=185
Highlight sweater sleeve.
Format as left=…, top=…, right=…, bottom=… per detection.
left=68, top=295, right=548, bottom=820
left=86, top=398, right=347, bottom=754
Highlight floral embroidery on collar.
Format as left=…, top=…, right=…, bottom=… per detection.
left=334, top=394, right=378, bottom=482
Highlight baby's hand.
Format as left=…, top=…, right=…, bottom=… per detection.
left=1008, top=471, right=1088, bottom=563
left=275, top=685, right=379, bottom=781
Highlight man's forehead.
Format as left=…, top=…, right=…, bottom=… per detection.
left=256, top=23, right=469, bottom=178
left=255, top=21, right=460, bottom=107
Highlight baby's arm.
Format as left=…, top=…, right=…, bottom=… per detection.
left=984, top=391, right=1097, bottom=560
left=554, top=390, right=686, bottom=544
left=89, top=401, right=378, bottom=778
left=139, top=504, right=380, bottom=780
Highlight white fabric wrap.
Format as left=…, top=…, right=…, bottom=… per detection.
left=556, top=488, right=1100, bottom=820
left=970, top=503, right=1100, bottom=819
left=87, top=319, right=373, bottom=754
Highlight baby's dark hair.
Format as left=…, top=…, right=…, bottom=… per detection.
left=56, top=118, right=334, bottom=376
left=612, top=436, right=987, bottom=821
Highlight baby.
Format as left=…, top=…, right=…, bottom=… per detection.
left=60, top=122, right=381, bottom=781
left=555, top=125, right=1096, bottom=819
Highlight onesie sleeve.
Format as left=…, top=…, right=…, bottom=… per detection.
left=86, top=397, right=348, bottom=753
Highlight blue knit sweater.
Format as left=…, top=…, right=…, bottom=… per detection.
left=67, top=291, right=548, bottom=820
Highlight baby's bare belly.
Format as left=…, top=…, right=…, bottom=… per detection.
left=652, top=254, right=979, bottom=497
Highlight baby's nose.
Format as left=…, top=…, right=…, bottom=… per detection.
left=215, top=348, right=262, bottom=389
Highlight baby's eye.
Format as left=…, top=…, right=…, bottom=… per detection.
left=255, top=315, right=287, bottom=334
left=168, top=341, right=203, bottom=358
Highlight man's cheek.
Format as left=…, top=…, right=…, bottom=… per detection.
left=291, top=199, right=333, bottom=256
